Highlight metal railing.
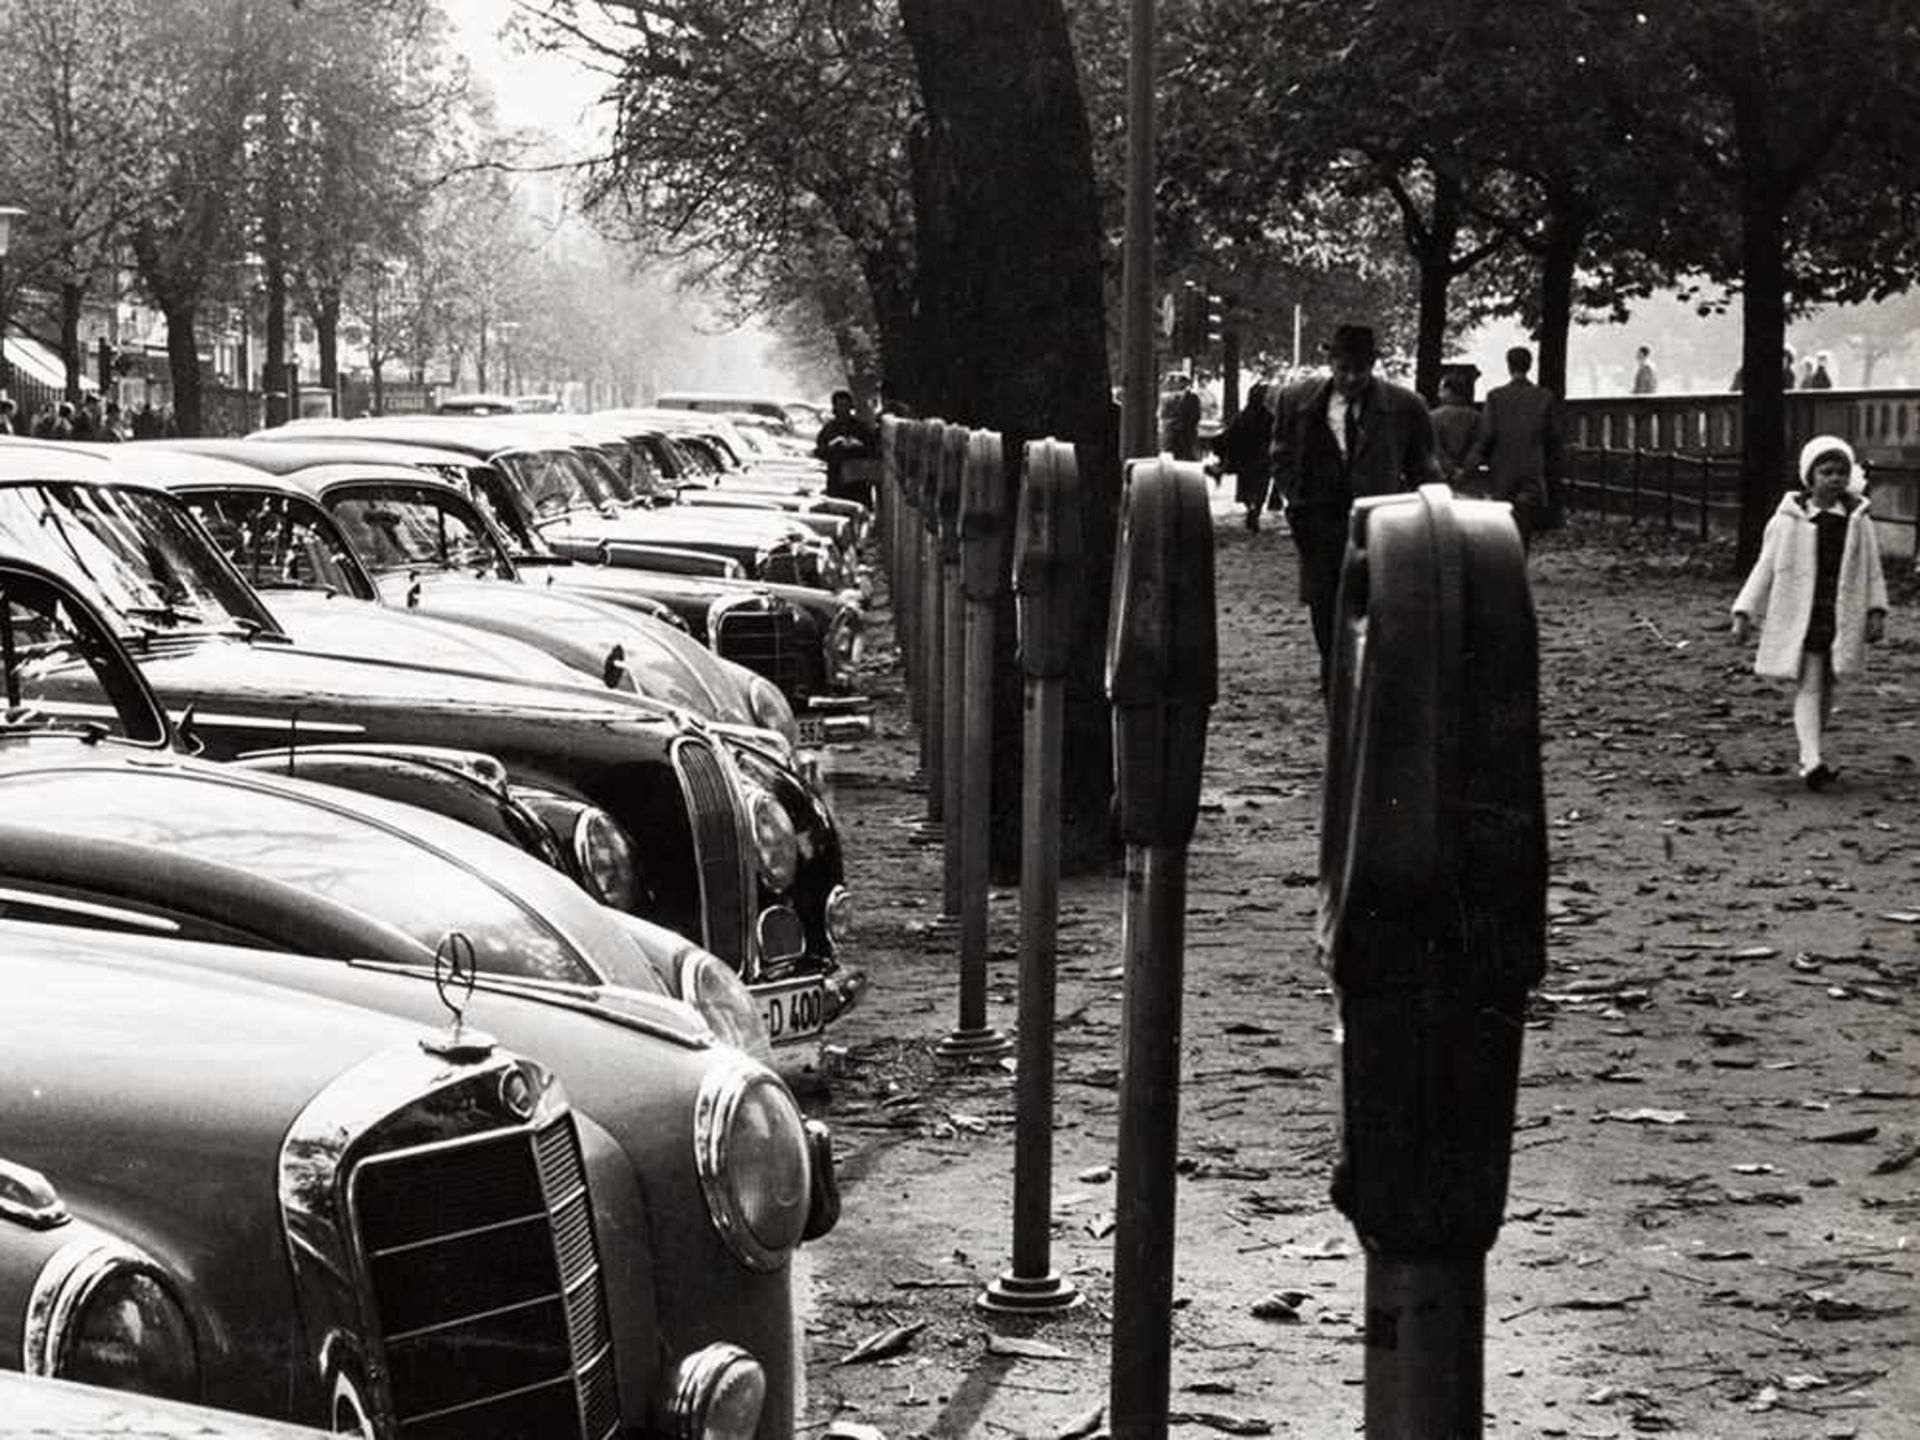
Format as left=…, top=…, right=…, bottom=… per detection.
left=1560, top=444, right=1920, bottom=559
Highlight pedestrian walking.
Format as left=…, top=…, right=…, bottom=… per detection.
left=813, top=388, right=879, bottom=507
left=1808, top=351, right=1834, bottom=390
left=1220, top=380, right=1274, bottom=531
left=0, top=398, right=15, bottom=435
left=1429, top=373, right=1481, bottom=493
left=1782, top=347, right=1799, bottom=390
left=1270, top=322, right=1439, bottom=694
left=1159, top=371, right=1202, bottom=461
left=1631, top=345, right=1658, bottom=395
left=131, top=400, right=160, bottom=439
left=1473, top=345, right=1564, bottom=550
left=1730, top=435, right=1888, bottom=792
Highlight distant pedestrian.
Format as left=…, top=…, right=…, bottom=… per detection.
left=1429, top=373, right=1482, bottom=492
left=1782, top=347, right=1799, bottom=390
left=131, top=401, right=160, bottom=439
left=1158, top=371, right=1201, bottom=461
left=813, top=388, right=878, bottom=506
left=101, top=400, right=126, bottom=440
left=1473, top=345, right=1565, bottom=550
left=1798, top=357, right=1818, bottom=391
left=70, top=397, right=98, bottom=441
left=1220, top=380, right=1273, bottom=531
left=1808, top=352, right=1834, bottom=390
left=0, top=398, right=14, bottom=435
left=1271, top=322, right=1439, bottom=695
left=1631, top=345, right=1658, bottom=395
left=1731, top=435, right=1888, bottom=792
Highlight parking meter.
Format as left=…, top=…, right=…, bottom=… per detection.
left=935, top=423, right=968, bottom=923
left=1321, top=484, right=1545, bottom=1437
left=895, top=420, right=923, bottom=717
left=939, top=428, right=1012, bottom=1061
left=1104, top=458, right=1217, bottom=1440
left=981, top=437, right=1086, bottom=1314
left=878, top=415, right=900, bottom=618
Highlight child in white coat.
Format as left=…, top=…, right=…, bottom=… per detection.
left=1732, top=435, right=1888, bottom=790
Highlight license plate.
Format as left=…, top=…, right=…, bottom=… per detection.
left=759, top=977, right=827, bottom=1046
left=797, top=717, right=828, bottom=747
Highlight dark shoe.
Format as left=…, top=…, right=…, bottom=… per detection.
left=1803, top=763, right=1836, bottom=792
left=1244, top=509, right=1260, bottom=533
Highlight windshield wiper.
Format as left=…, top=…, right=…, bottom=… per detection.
left=123, top=601, right=205, bottom=628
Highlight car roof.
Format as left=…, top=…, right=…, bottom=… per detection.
left=0, top=437, right=119, bottom=482
left=202, top=434, right=496, bottom=472
left=260, top=417, right=587, bottom=456
left=135, top=440, right=471, bottom=499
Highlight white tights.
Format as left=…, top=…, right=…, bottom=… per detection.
left=1793, top=654, right=1835, bottom=772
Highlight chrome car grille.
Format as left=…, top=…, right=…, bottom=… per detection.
left=758, top=540, right=824, bottom=591
left=713, top=601, right=807, bottom=698
left=672, top=735, right=752, bottom=967
left=351, top=1116, right=618, bottom=1440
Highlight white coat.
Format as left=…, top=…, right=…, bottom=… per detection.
left=1732, top=491, right=1888, bottom=679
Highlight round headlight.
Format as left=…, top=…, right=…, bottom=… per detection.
left=825, top=885, right=855, bottom=947
left=747, top=675, right=799, bottom=749
left=693, top=1059, right=813, bottom=1269
left=670, top=1343, right=767, bottom=1440
left=825, top=607, right=862, bottom=683
left=680, top=947, right=772, bottom=1062
left=746, top=784, right=799, bottom=891
left=572, top=808, right=639, bottom=911
left=28, top=1240, right=198, bottom=1402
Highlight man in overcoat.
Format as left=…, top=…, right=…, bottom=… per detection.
left=1473, top=345, right=1564, bottom=550
left=1269, top=323, right=1438, bottom=694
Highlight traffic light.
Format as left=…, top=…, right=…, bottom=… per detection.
left=1172, top=283, right=1226, bottom=358
left=95, top=339, right=117, bottom=393
left=1204, top=291, right=1226, bottom=346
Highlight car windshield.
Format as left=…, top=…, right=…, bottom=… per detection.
left=179, top=491, right=373, bottom=599
left=641, top=435, right=687, bottom=482
left=0, top=482, right=271, bottom=639
left=0, top=567, right=167, bottom=743
left=326, top=484, right=512, bottom=577
left=496, top=448, right=601, bottom=519
left=674, top=437, right=724, bottom=477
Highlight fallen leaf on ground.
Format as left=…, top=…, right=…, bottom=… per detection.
left=1808, top=1125, right=1879, bottom=1145
left=1870, top=1139, right=1919, bottom=1175
left=1184, top=1381, right=1238, bottom=1396
left=1695, top=1248, right=1753, bottom=1261
left=826, top=1424, right=888, bottom=1440
left=986, top=1335, right=1074, bottom=1360
left=1052, top=1403, right=1104, bottom=1440
left=836, top=1319, right=928, bottom=1366
left=1877, top=911, right=1920, bottom=924
left=1557, top=1290, right=1651, bottom=1311
left=1166, top=1411, right=1273, bottom=1435
left=1250, top=1292, right=1308, bottom=1321
left=1085, top=1212, right=1116, bottom=1239
left=1599, top=1108, right=1690, bottom=1125
left=1077, top=1165, right=1113, bottom=1183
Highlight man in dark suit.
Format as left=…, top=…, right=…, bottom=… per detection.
left=1473, top=345, right=1564, bottom=551
left=1270, top=323, right=1439, bottom=694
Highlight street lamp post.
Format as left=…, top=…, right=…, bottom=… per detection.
left=0, top=206, right=29, bottom=407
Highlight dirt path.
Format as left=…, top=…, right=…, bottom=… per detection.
left=800, top=507, right=1918, bottom=1439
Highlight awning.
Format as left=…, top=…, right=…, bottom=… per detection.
left=1, top=334, right=95, bottom=393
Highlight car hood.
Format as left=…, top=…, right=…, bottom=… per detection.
left=266, top=589, right=596, bottom=689
left=0, top=932, right=417, bottom=1244
left=365, top=573, right=750, bottom=723
left=131, top=632, right=676, bottom=731
left=547, top=507, right=813, bottom=548
left=0, top=743, right=682, bottom=996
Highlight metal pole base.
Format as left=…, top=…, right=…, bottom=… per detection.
left=1364, top=1254, right=1486, bottom=1439
left=977, top=1270, right=1082, bottom=1315
left=909, top=821, right=944, bottom=846
left=934, top=1025, right=1012, bottom=1061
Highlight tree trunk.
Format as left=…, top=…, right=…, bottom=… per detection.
left=314, top=300, right=340, bottom=392
left=859, top=246, right=921, bottom=409
left=59, top=280, right=84, bottom=404
left=165, top=305, right=203, bottom=436
left=1536, top=199, right=1583, bottom=401
left=1409, top=172, right=1463, bottom=402
left=1737, top=195, right=1788, bottom=571
left=898, top=0, right=1118, bottom=874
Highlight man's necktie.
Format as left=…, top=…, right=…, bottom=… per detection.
left=1343, top=402, right=1359, bottom=460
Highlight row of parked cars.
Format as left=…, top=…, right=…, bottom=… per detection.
left=0, top=401, right=874, bottom=1436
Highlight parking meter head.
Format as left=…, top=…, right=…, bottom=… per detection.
left=936, top=425, right=967, bottom=560
left=1105, top=458, right=1218, bottom=846
left=1014, top=439, right=1085, bottom=680
left=959, top=429, right=1008, bottom=602
left=899, top=421, right=925, bottom=510
left=1318, top=484, right=1547, bottom=1257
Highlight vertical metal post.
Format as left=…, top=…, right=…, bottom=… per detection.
left=938, top=425, right=967, bottom=921
left=983, top=438, right=1085, bottom=1314
left=897, top=422, right=923, bottom=726
left=1119, top=0, right=1156, bottom=462
left=940, top=429, right=1012, bottom=1060
left=916, top=420, right=948, bottom=841
left=1105, top=459, right=1217, bottom=1440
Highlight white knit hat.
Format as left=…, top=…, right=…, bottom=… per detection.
left=1798, top=433, right=1866, bottom=494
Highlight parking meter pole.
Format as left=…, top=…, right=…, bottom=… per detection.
left=1319, top=486, right=1545, bottom=1440
left=878, top=416, right=898, bottom=605
left=897, top=423, right=923, bottom=732
left=1105, top=459, right=1217, bottom=1440
left=939, top=430, right=1013, bottom=1060
left=937, top=426, right=967, bottom=924
left=982, top=438, right=1085, bottom=1314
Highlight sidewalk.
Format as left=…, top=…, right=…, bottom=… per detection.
left=801, top=511, right=1918, bottom=1439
